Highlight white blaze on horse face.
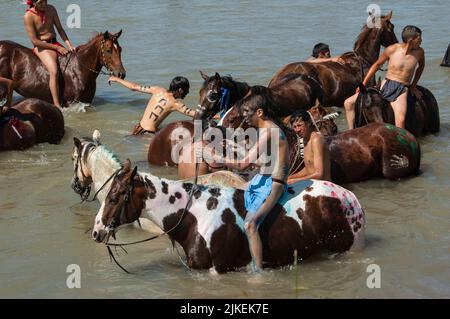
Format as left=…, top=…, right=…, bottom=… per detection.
left=92, top=201, right=107, bottom=239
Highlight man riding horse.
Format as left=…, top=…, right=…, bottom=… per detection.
left=24, top=0, right=76, bottom=109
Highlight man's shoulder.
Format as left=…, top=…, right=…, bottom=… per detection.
left=311, top=132, right=325, bottom=143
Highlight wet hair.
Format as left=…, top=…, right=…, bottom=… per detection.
left=169, top=76, right=190, bottom=93
left=240, top=86, right=276, bottom=118
left=401, top=25, right=422, bottom=43
left=290, top=110, right=312, bottom=126
left=312, top=43, right=330, bottom=58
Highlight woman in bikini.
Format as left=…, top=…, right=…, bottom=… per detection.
left=23, top=0, right=76, bottom=108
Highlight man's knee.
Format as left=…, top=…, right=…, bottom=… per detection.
left=344, top=98, right=354, bottom=111
left=245, top=220, right=257, bottom=236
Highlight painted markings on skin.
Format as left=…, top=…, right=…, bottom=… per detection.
left=155, top=105, right=165, bottom=114
left=385, top=124, right=418, bottom=155
left=149, top=112, right=159, bottom=121
left=390, top=154, right=409, bottom=169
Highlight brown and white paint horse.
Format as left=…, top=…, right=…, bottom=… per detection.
left=1, top=98, right=64, bottom=151
left=92, top=158, right=365, bottom=273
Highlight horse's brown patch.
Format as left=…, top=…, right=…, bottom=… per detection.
left=169, top=195, right=176, bottom=204
left=232, top=189, right=247, bottom=220
left=305, top=186, right=314, bottom=192
left=175, top=192, right=182, bottom=199
left=209, top=208, right=251, bottom=273
left=296, top=208, right=304, bottom=220
left=209, top=188, right=221, bottom=197
left=161, top=181, right=169, bottom=194
left=206, top=197, right=219, bottom=210
left=182, top=183, right=203, bottom=199
left=162, top=209, right=212, bottom=270
left=144, top=177, right=157, bottom=199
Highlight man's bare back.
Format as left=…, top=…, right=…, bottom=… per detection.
left=109, top=76, right=196, bottom=134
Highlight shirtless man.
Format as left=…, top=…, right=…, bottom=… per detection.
left=200, top=86, right=290, bottom=273
left=0, top=77, right=14, bottom=115
left=287, top=110, right=331, bottom=184
left=24, top=0, right=76, bottom=108
left=307, top=43, right=331, bottom=61
left=344, top=25, right=425, bottom=129
left=108, top=75, right=197, bottom=134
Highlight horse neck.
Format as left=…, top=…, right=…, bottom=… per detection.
left=73, top=37, right=103, bottom=81
left=353, top=26, right=382, bottom=65
left=87, top=146, right=122, bottom=201
left=224, top=79, right=249, bottom=105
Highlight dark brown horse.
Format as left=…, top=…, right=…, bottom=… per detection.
left=0, top=98, right=64, bottom=151
left=269, top=12, right=398, bottom=107
left=0, top=31, right=126, bottom=106
left=93, top=159, right=365, bottom=273
left=354, top=85, right=440, bottom=136
left=326, top=123, right=421, bottom=184
left=196, top=71, right=251, bottom=122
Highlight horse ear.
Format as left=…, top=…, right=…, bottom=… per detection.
left=103, top=31, right=110, bottom=40
left=73, top=137, right=82, bottom=150
left=92, top=130, right=101, bottom=145
left=214, top=72, right=221, bottom=80
left=385, top=11, right=392, bottom=20
left=114, top=29, right=123, bottom=39
left=130, top=166, right=138, bottom=180
left=123, top=159, right=131, bottom=172
left=199, top=70, right=209, bottom=81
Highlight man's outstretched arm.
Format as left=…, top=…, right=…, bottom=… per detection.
left=109, top=76, right=158, bottom=94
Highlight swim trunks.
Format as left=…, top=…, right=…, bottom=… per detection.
left=244, top=174, right=287, bottom=225
left=380, top=78, right=408, bottom=102
left=32, top=38, right=64, bottom=55
left=131, top=122, right=155, bottom=135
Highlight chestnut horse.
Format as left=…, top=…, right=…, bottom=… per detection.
left=0, top=31, right=126, bottom=106
left=0, top=98, right=64, bottom=151
left=92, top=159, right=365, bottom=273
left=269, top=13, right=398, bottom=107
left=354, top=85, right=440, bottom=136
left=326, top=123, right=421, bottom=184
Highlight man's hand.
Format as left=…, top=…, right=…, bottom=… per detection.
left=67, top=43, right=77, bottom=53
left=410, top=86, right=423, bottom=100
left=108, top=76, right=120, bottom=86
left=56, top=46, right=69, bottom=55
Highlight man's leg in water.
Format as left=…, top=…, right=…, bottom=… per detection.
left=245, top=182, right=285, bottom=271
left=390, top=91, right=408, bottom=129
left=344, top=93, right=358, bottom=130
left=35, top=48, right=62, bottom=108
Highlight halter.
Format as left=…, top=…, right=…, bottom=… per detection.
left=73, top=38, right=115, bottom=76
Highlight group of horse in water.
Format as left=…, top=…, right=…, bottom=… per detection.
left=0, top=13, right=441, bottom=273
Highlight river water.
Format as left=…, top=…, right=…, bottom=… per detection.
left=0, top=0, right=449, bottom=298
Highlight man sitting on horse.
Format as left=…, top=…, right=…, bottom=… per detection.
left=344, top=25, right=425, bottom=130
left=200, top=86, right=290, bottom=274
left=0, top=77, right=14, bottom=115
left=109, top=75, right=197, bottom=135
left=23, top=0, right=76, bottom=109
left=287, top=110, right=331, bottom=184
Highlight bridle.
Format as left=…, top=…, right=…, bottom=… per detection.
left=71, top=38, right=117, bottom=76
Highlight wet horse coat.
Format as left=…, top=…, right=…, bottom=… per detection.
left=95, top=160, right=365, bottom=273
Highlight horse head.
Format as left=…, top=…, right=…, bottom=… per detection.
left=378, top=11, right=398, bottom=47
left=99, top=30, right=126, bottom=79
left=71, top=130, right=102, bottom=200
left=197, top=71, right=224, bottom=122
left=92, top=159, right=146, bottom=243
left=354, top=87, right=387, bottom=127
left=308, top=105, right=339, bottom=136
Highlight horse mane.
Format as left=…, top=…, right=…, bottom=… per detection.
left=353, top=25, right=374, bottom=51
left=80, top=137, right=121, bottom=165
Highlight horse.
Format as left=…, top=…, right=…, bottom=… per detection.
left=92, top=158, right=365, bottom=273
left=71, top=131, right=162, bottom=234
left=0, top=31, right=126, bottom=106
left=195, top=71, right=251, bottom=122
left=147, top=72, right=251, bottom=167
left=0, top=98, right=64, bottom=151
left=326, top=123, right=421, bottom=184
left=354, top=85, right=440, bottom=136
left=269, top=12, right=398, bottom=107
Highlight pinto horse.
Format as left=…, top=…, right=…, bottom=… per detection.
left=71, top=131, right=162, bottom=234
left=326, top=123, right=421, bottom=184
left=92, top=158, right=365, bottom=273
left=0, top=98, right=64, bottom=151
left=0, top=31, right=126, bottom=106
left=269, top=12, right=398, bottom=107
left=354, top=85, right=440, bottom=136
